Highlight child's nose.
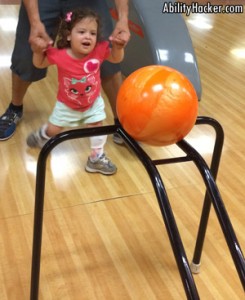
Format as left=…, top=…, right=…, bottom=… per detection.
left=85, top=32, right=92, bottom=39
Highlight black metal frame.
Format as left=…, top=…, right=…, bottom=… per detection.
left=30, top=116, right=245, bottom=300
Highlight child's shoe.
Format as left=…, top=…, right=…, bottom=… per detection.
left=85, top=153, right=117, bottom=175
left=113, top=133, right=124, bottom=145
left=27, top=125, right=50, bottom=148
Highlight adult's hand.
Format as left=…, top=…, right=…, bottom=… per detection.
left=29, top=21, right=53, bottom=52
left=109, top=19, right=131, bottom=47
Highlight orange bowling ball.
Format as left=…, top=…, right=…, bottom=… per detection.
left=116, top=65, right=198, bottom=146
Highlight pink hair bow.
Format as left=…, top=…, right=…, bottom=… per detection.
left=65, top=12, right=72, bottom=22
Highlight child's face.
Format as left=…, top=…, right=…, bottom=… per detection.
left=67, top=17, right=98, bottom=58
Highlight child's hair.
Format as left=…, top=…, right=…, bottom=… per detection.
left=56, top=7, right=102, bottom=49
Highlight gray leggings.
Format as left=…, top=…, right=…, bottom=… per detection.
left=11, top=0, right=120, bottom=82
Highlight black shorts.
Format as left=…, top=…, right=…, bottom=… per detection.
left=11, top=0, right=120, bottom=82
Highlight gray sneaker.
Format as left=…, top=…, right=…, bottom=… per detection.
left=27, top=127, right=49, bottom=148
left=113, top=133, right=124, bottom=145
left=85, top=153, right=117, bottom=175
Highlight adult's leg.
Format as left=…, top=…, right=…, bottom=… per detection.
left=10, top=4, right=46, bottom=107
left=100, top=71, right=123, bottom=119
left=0, top=3, right=38, bottom=141
left=11, top=74, right=31, bottom=107
left=101, top=68, right=125, bottom=145
left=11, top=1, right=61, bottom=105
left=96, top=2, right=123, bottom=122
left=0, top=1, right=61, bottom=140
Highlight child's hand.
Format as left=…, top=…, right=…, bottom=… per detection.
left=110, top=38, right=127, bottom=50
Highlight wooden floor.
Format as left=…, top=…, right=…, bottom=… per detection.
left=0, top=4, right=244, bottom=300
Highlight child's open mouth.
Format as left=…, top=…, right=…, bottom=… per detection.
left=82, top=42, right=91, bottom=47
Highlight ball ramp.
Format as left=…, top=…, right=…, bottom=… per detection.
left=107, top=0, right=202, bottom=100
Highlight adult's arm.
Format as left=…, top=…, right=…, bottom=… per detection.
left=110, top=0, right=131, bottom=46
left=23, top=0, right=53, bottom=49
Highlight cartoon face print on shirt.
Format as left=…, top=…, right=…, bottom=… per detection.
left=64, top=59, right=100, bottom=106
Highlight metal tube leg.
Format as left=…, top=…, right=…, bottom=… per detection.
left=191, top=117, right=224, bottom=272
left=29, top=126, right=118, bottom=300
left=117, top=128, right=200, bottom=299
left=178, top=139, right=245, bottom=290
left=30, top=154, right=48, bottom=300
